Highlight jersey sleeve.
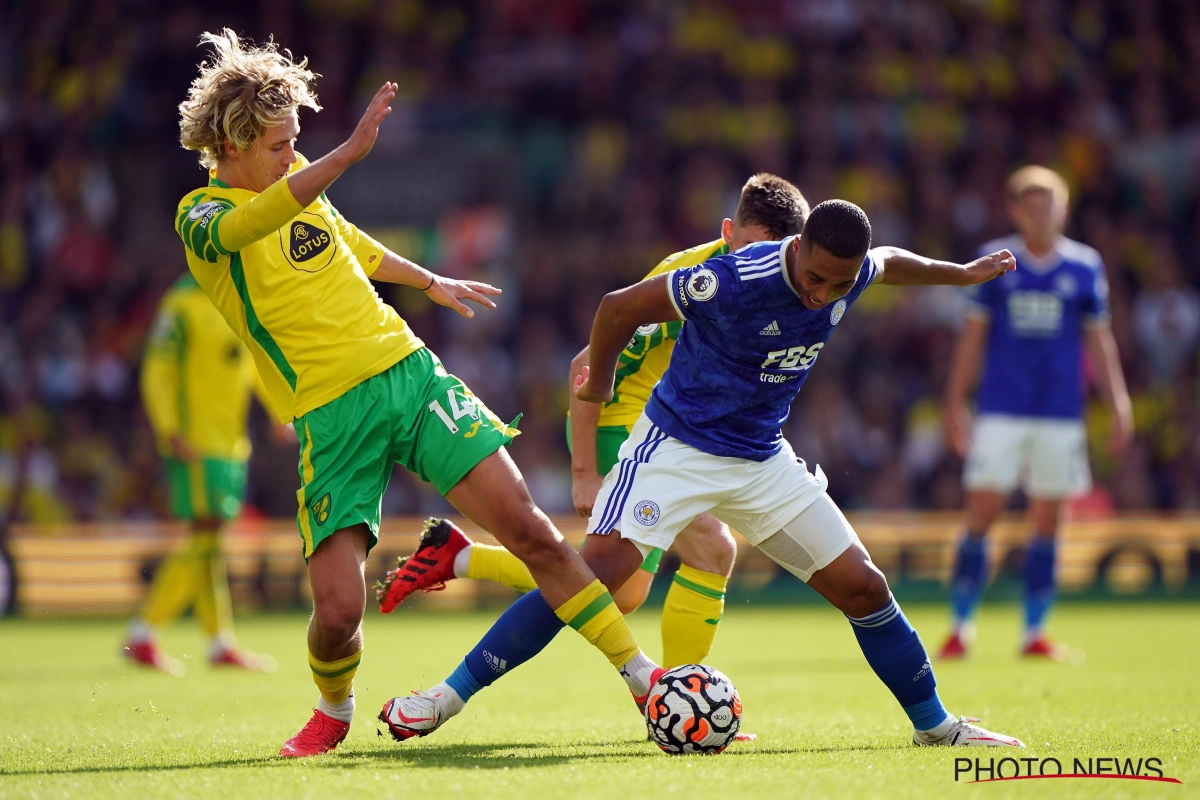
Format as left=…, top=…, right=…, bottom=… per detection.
left=1081, top=263, right=1112, bottom=325
left=325, top=196, right=387, bottom=277
left=140, top=300, right=185, bottom=447
left=665, top=257, right=741, bottom=329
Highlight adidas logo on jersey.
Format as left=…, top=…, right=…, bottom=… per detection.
left=483, top=650, right=508, bottom=674
left=760, top=320, right=781, bottom=335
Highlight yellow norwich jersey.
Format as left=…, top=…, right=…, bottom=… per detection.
left=141, top=273, right=266, bottom=461
left=596, top=239, right=729, bottom=429
left=174, top=153, right=422, bottom=422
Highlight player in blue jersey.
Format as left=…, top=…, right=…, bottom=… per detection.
left=380, top=200, right=1025, bottom=747
left=938, top=166, right=1132, bottom=661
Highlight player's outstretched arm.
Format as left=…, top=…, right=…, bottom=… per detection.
left=567, top=346, right=605, bottom=517
left=285, top=82, right=397, bottom=208
left=871, top=246, right=1015, bottom=286
left=576, top=275, right=676, bottom=403
left=370, top=250, right=500, bottom=319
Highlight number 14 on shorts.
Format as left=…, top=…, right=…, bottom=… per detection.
left=428, top=389, right=481, bottom=436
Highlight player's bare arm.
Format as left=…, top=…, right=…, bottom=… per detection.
left=567, top=346, right=604, bottom=516
left=370, top=250, right=500, bottom=319
left=1084, top=324, right=1134, bottom=454
left=872, top=247, right=1016, bottom=286
left=575, top=275, right=676, bottom=403
left=943, top=315, right=990, bottom=459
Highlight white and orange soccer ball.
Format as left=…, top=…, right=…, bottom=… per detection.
left=645, top=664, right=741, bottom=754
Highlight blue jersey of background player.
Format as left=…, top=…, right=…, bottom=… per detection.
left=383, top=200, right=1026, bottom=750
left=940, top=166, right=1133, bottom=662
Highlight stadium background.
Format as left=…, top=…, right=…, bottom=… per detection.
left=1, top=0, right=1199, bottom=613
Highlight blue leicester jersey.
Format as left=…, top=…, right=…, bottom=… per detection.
left=969, top=234, right=1110, bottom=420
left=645, top=237, right=881, bottom=461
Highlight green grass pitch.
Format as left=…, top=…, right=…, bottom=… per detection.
left=1, top=603, right=1197, bottom=798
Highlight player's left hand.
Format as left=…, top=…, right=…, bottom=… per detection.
left=424, top=277, right=501, bottom=318
left=1109, top=406, right=1134, bottom=455
left=573, top=365, right=614, bottom=404
left=961, top=250, right=1016, bottom=284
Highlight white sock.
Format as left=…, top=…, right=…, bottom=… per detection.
left=429, top=681, right=466, bottom=718
left=618, top=651, right=659, bottom=697
left=318, top=692, right=355, bottom=723
left=128, top=618, right=153, bottom=643
left=452, top=544, right=474, bottom=579
left=914, top=712, right=956, bottom=741
left=1023, top=626, right=1043, bottom=646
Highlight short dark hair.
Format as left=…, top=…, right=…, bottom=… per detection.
left=801, top=200, right=872, bottom=259
left=733, top=174, right=810, bottom=239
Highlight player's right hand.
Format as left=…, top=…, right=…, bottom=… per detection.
left=340, top=82, right=396, bottom=164
left=573, top=365, right=614, bottom=404
left=943, top=406, right=971, bottom=459
left=572, top=470, right=604, bottom=518
left=962, top=249, right=1016, bottom=285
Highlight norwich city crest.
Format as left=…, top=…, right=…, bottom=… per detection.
left=312, top=493, right=332, bottom=527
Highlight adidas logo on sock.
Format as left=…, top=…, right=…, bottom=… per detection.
left=759, top=320, right=781, bottom=335
left=913, top=658, right=932, bottom=681
left=482, top=650, right=508, bottom=674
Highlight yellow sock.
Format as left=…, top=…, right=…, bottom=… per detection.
left=554, top=579, right=640, bottom=669
left=661, top=564, right=727, bottom=667
left=191, top=531, right=233, bottom=640
left=139, top=540, right=199, bottom=627
left=468, top=544, right=537, bottom=593
left=309, top=649, right=361, bottom=704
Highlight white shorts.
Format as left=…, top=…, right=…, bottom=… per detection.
left=963, top=414, right=1091, bottom=499
left=588, top=414, right=848, bottom=576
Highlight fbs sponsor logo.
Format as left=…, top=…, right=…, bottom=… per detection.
left=311, top=493, right=331, bottom=527
left=482, top=650, right=508, bottom=674
left=281, top=212, right=336, bottom=272
left=954, top=756, right=1179, bottom=784
left=760, top=320, right=781, bottom=336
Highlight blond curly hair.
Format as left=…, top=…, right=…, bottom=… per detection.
left=179, top=29, right=321, bottom=169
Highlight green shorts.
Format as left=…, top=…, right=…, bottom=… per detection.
left=565, top=418, right=663, bottom=574
left=165, top=457, right=247, bottom=522
left=294, top=347, right=518, bottom=559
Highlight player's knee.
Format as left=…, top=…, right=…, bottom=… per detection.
left=501, top=513, right=572, bottom=572
left=842, top=567, right=892, bottom=619
left=313, top=597, right=363, bottom=643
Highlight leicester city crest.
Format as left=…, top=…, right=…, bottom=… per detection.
left=633, top=500, right=661, bottom=526
left=830, top=298, right=847, bottom=325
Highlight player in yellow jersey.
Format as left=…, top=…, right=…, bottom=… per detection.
left=175, top=30, right=661, bottom=757
left=123, top=273, right=277, bottom=675
left=378, top=176, right=810, bottom=679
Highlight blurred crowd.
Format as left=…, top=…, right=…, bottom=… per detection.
left=1, top=0, right=1198, bottom=525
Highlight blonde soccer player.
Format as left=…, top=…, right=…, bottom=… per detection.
left=377, top=176, right=810, bottom=687
left=123, top=274, right=276, bottom=675
left=175, top=30, right=660, bottom=757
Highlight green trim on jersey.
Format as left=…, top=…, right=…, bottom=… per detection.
left=229, top=252, right=298, bottom=391
left=608, top=320, right=683, bottom=408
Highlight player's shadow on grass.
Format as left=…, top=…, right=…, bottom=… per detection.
left=350, top=740, right=660, bottom=769
left=0, top=755, right=281, bottom=777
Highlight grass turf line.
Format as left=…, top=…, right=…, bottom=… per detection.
left=0, top=604, right=1197, bottom=799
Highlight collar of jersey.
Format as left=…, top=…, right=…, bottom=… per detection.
left=1014, top=236, right=1066, bottom=274
left=777, top=236, right=802, bottom=300
left=208, top=174, right=232, bottom=189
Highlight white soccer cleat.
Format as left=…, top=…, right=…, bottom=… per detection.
left=913, top=716, right=1025, bottom=747
left=378, top=690, right=449, bottom=741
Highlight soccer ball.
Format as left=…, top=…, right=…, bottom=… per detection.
left=645, top=664, right=741, bottom=754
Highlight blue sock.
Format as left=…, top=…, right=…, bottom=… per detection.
left=847, top=596, right=948, bottom=731
left=443, top=589, right=565, bottom=703
left=1023, top=537, right=1057, bottom=634
left=951, top=534, right=988, bottom=626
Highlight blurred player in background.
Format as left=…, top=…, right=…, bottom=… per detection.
left=378, top=175, right=809, bottom=677
left=176, top=31, right=661, bottom=757
left=939, top=166, right=1133, bottom=660
left=123, top=274, right=277, bottom=675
